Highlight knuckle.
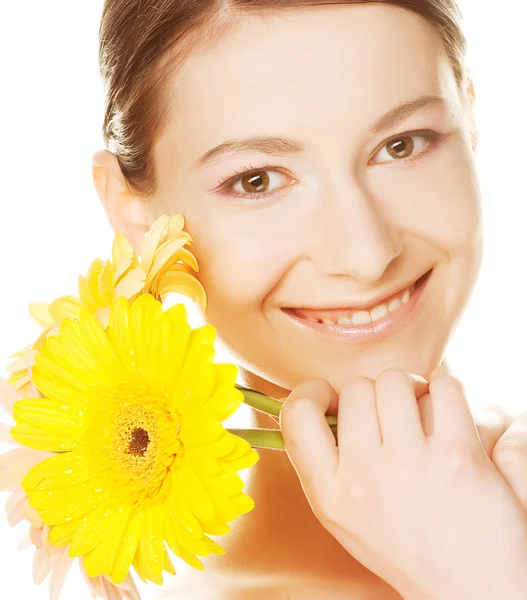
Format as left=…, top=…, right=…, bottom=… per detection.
left=346, top=479, right=375, bottom=505
left=440, top=445, right=482, bottom=476
left=492, top=440, right=527, bottom=465
left=376, top=368, right=409, bottom=388
left=340, top=376, right=374, bottom=397
left=280, top=396, right=306, bottom=422
left=430, top=373, right=465, bottom=396
left=379, top=367, right=408, bottom=381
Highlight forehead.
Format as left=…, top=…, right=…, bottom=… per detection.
left=159, top=4, right=456, bottom=153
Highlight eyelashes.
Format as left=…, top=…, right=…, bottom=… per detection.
left=215, top=129, right=445, bottom=201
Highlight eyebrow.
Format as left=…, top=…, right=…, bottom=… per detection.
left=191, top=94, right=450, bottom=170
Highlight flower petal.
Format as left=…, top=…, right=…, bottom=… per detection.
left=98, top=504, right=134, bottom=578
left=69, top=504, right=115, bottom=558
left=33, top=545, right=53, bottom=585
left=144, top=307, right=190, bottom=392
left=112, top=232, right=135, bottom=269
left=28, top=302, right=54, bottom=328
left=49, top=548, right=75, bottom=600
left=23, top=452, right=90, bottom=491
left=58, top=317, right=119, bottom=384
left=0, top=376, right=24, bottom=417
left=176, top=466, right=216, bottom=523
left=79, top=274, right=100, bottom=313
left=5, top=489, right=44, bottom=528
left=134, top=504, right=166, bottom=584
left=0, top=447, right=53, bottom=491
left=140, top=215, right=169, bottom=275
left=4, top=349, right=37, bottom=374
left=195, top=364, right=242, bottom=421
left=48, top=296, right=84, bottom=323
left=114, top=267, right=146, bottom=300
left=95, top=306, right=111, bottom=330
left=0, top=423, right=19, bottom=446
left=114, top=253, right=137, bottom=285
left=78, top=309, right=121, bottom=373
left=98, top=260, right=116, bottom=306
left=155, top=269, right=207, bottom=310
left=109, top=510, right=142, bottom=585
left=173, top=247, right=199, bottom=272
left=48, top=518, right=83, bottom=546
left=34, top=350, right=87, bottom=396
left=145, top=238, right=189, bottom=281
left=87, top=258, right=107, bottom=308
left=5, top=488, right=28, bottom=526
left=13, top=398, right=85, bottom=451
left=167, top=214, right=186, bottom=239
left=30, top=482, right=104, bottom=525
left=43, top=524, right=68, bottom=568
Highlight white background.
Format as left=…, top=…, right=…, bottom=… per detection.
left=0, top=1, right=525, bottom=597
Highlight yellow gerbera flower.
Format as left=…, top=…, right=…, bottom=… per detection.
left=6, top=215, right=206, bottom=395
left=10, top=294, right=259, bottom=586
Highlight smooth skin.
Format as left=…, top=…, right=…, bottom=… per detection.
left=280, top=368, right=527, bottom=599
left=92, top=4, right=527, bottom=598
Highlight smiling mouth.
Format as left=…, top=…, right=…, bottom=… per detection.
left=282, top=269, right=433, bottom=327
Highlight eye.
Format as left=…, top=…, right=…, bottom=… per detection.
left=370, top=130, right=439, bottom=165
left=219, top=166, right=294, bottom=199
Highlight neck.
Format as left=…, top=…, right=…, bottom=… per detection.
left=210, top=367, right=376, bottom=585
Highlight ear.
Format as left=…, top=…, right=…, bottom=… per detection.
left=92, top=149, right=151, bottom=253
left=464, top=74, right=478, bottom=154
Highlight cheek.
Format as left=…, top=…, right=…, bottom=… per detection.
left=373, top=138, right=482, bottom=251
left=185, top=214, right=294, bottom=315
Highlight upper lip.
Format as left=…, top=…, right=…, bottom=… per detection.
left=284, top=269, right=431, bottom=313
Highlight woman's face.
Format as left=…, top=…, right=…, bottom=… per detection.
left=145, top=4, right=481, bottom=392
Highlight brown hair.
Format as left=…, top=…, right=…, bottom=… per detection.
left=98, top=0, right=468, bottom=198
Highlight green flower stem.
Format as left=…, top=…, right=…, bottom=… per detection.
left=228, top=426, right=338, bottom=450
left=237, top=385, right=338, bottom=428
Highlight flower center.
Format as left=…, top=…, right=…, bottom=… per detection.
left=127, top=426, right=150, bottom=457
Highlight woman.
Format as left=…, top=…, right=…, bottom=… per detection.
left=92, top=1, right=527, bottom=597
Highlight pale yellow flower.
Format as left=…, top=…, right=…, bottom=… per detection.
left=6, top=215, right=206, bottom=394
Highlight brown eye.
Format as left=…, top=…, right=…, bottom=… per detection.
left=225, top=168, right=292, bottom=199
left=371, top=131, right=435, bottom=165
left=386, top=135, right=415, bottom=159
left=240, top=171, right=270, bottom=194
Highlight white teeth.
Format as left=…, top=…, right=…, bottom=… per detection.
left=337, top=316, right=353, bottom=325
left=352, top=311, right=372, bottom=326
left=370, top=304, right=389, bottom=321
left=295, top=281, right=417, bottom=327
left=388, top=298, right=402, bottom=313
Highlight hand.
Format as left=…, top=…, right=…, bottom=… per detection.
left=279, top=368, right=527, bottom=600
left=474, top=405, right=527, bottom=512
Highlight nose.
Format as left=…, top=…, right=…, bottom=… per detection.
left=311, top=181, right=403, bottom=282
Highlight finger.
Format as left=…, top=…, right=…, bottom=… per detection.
left=491, top=412, right=527, bottom=512
left=428, top=365, right=480, bottom=451
left=337, top=376, right=381, bottom=462
left=279, top=379, right=339, bottom=495
left=417, top=393, right=434, bottom=436
left=407, top=372, right=430, bottom=400
left=375, top=369, right=427, bottom=449
left=474, top=405, right=511, bottom=457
